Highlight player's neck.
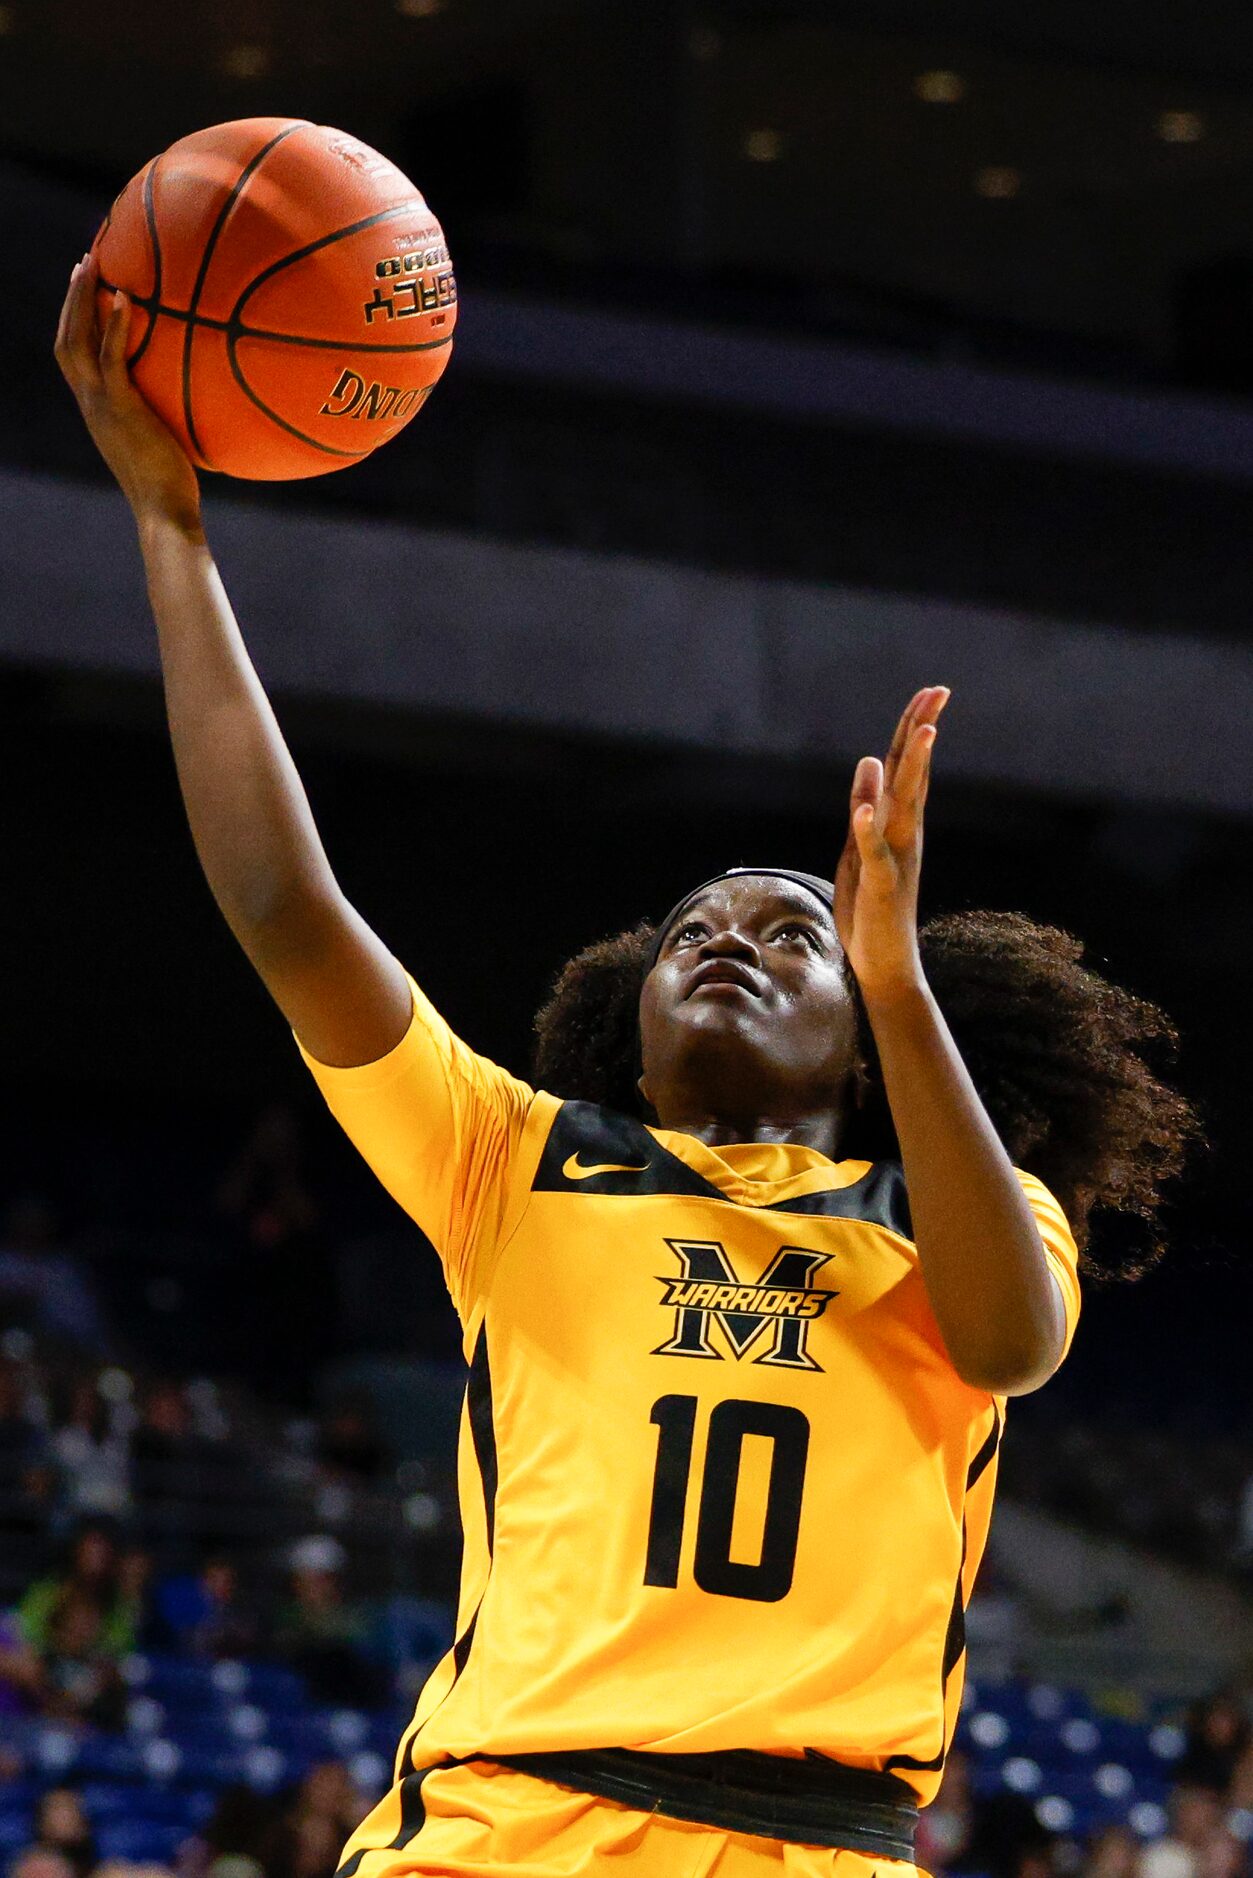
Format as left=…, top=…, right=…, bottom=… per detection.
left=657, top=1106, right=846, bottom=1157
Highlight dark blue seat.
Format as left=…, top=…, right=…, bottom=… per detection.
left=97, top=1819, right=189, bottom=1863
left=0, top=1813, right=34, bottom=1855
left=76, top=1736, right=146, bottom=1780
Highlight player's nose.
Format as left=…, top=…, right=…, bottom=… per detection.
left=697, top=926, right=761, bottom=964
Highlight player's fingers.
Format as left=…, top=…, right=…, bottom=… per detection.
left=915, top=686, right=950, bottom=732
left=56, top=252, right=103, bottom=391
left=838, top=757, right=879, bottom=888
left=908, top=688, right=947, bottom=810
left=53, top=256, right=89, bottom=370
left=53, top=260, right=79, bottom=361
left=898, top=719, right=937, bottom=789
left=883, top=691, right=926, bottom=778
left=99, top=288, right=134, bottom=386
left=849, top=754, right=883, bottom=826
left=882, top=724, right=936, bottom=849
left=885, top=685, right=948, bottom=793
left=852, top=797, right=894, bottom=874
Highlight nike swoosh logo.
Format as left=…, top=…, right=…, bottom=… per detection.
left=562, top=1153, right=650, bottom=1181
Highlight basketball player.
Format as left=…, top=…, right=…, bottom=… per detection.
left=57, top=254, right=1196, bottom=1878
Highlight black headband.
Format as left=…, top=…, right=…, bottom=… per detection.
left=646, top=867, right=836, bottom=970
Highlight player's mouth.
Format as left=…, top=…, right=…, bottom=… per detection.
left=686, top=960, right=762, bottom=998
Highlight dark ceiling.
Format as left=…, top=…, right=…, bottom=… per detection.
left=3, top=0, right=1250, bottom=368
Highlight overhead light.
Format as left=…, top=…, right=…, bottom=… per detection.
left=743, top=129, right=784, bottom=163
left=220, top=43, right=270, bottom=79
left=914, top=70, right=966, bottom=105
left=1157, top=109, right=1205, bottom=144
left=974, top=165, right=1022, bottom=199
left=396, top=0, right=443, bottom=15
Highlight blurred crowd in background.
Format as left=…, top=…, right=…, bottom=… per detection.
left=1, top=1138, right=1252, bottom=1878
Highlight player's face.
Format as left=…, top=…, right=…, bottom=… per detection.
left=638, top=875, right=860, bottom=1128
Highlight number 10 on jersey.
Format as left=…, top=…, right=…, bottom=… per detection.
left=644, top=1395, right=811, bottom=1603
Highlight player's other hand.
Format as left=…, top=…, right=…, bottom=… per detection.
left=834, top=686, right=949, bottom=1005
left=54, top=250, right=203, bottom=534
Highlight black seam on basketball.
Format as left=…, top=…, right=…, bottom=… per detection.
left=225, top=332, right=370, bottom=459
left=100, top=285, right=453, bottom=354
left=98, top=281, right=452, bottom=353
left=128, top=158, right=162, bottom=372
left=231, top=325, right=454, bottom=353
left=107, top=148, right=444, bottom=470
left=230, top=201, right=429, bottom=325
left=182, top=122, right=310, bottom=470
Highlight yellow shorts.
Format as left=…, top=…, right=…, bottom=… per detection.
left=338, top=1759, right=929, bottom=1878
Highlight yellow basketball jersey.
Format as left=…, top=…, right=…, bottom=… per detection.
left=296, top=971, right=1080, bottom=1809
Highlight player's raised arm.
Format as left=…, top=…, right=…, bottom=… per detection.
left=54, top=251, right=411, bottom=1068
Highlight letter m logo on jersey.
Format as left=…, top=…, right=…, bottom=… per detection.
left=652, top=1239, right=836, bottom=1372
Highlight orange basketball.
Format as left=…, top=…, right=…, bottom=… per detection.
left=90, top=118, right=456, bottom=481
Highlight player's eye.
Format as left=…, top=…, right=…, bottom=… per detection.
left=672, top=921, right=710, bottom=945
left=772, top=923, right=821, bottom=948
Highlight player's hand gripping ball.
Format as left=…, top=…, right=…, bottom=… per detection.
left=90, top=118, right=456, bottom=480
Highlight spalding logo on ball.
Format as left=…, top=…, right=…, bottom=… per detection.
left=91, top=118, right=456, bottom=481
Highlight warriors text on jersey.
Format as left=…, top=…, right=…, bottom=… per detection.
left=296, top=971, right=1080, bottom=1810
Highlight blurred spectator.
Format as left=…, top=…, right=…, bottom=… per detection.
left=0, top=1606, right=41, bottom=1712
left=118, top=1541, right=157, bottom=1646
left=155, top=1554, right=260, bottom=1659
left=215, top=1103, right=321, bottom=1254
left=274, top=1536, right=387, bottom=1710
left=962, top=1554, right=1024, bottom=1682
left=8, top=1851, right=77, bottom=1878
left=17, top=1519, right=140, bottom=1657
left=916, top=1747, right=1054, bottom=1878
left=260, top=1762, right=370, bottom=1878
left=1177, top=1690, right=1252, bottom=1793
left=177, top=1784, right=274, bottom=1878
left=1199, top=1837, right=1251, bottom=1878
left=32, top=1584, right=127, bottom=1727
left=32, top=1787, right=98, bottom=1878
left=1226, top=1739, right=1253, bottom=1810
left=1083, top=1825, right=1140, bottom=1878
left=0, top=1356, right=53, bottom=1533
left=215, top=1103, right=333, bottom=1406
left=48, top=1377, right=130, bottom=1521
left=1140, top=1787, right=1225, bottom=1878
left=93, top=1865, right=178, bottom=1878
left=0, top=1195, right=111, bottom=1356
left=316, top=1395, right=388, bottom=1489
left=131, top=1382, right=202, bottom=1473
left=0, top=1356, right=41, bottom=1470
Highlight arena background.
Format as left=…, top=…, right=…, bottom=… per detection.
left=2, top=5, right=1252, bottom=1878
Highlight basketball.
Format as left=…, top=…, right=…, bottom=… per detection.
left=90, top=118, right=456, bottom=481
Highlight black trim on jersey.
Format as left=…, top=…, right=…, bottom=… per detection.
left=885, top=1406, right=1003, bottom=1775
left=534, top=1100, right=913, bottom=1232
left=966, top=1407, right=1002, bottom=1494
left=398, top=1324, right=497, bottom=1779
left=533, top=1101, right=724, bottom=1200
left=444, top=1322, right=496, bottom=1673
left=335, top=1767, right=432, bottom=1878
left=481, top=1747, right=917, bottom=1857
left=763, top=1162, right=912, bottom=1235
left=467, top=1321, right=498, bottom=1548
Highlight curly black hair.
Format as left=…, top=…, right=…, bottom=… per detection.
left=531, top=908, right=1201, bottom=1281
